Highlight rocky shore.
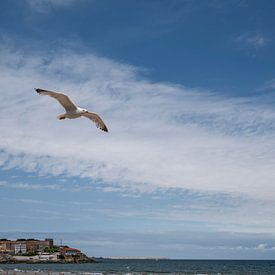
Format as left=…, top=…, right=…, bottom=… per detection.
left=0, top=256, right=96, bottom=264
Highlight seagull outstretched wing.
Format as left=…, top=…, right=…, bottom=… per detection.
left=35, top=88, right=77, bottom=112
left=82, top=112, right=108, bottom=132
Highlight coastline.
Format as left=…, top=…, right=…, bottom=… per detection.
left=0, top=258, right=96, bottom=264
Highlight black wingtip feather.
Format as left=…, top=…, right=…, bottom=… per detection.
left=35, top=88, right=47, bottom=94
left=34, top=88, right=41, bottom=94
left=101, top=125, right=108, bottom=132
left=101, top=127, right=108, bottom=132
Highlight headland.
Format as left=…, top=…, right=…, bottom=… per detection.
left=0, top=238, right=95, bottom=264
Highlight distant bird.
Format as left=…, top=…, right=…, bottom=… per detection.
left=35, top=88, right=108, bottom=132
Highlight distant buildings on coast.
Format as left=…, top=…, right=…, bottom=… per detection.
left=0, top=238, right=53, bottom=255
left=0, top=238, right=94, bottom=263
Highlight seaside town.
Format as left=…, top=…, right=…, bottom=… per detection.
left=0, top=238, right=95, bottom=264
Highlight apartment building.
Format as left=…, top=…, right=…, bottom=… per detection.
left=0, top=238, right=54, bottom=255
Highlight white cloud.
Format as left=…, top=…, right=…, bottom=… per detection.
left=255, top=243, right=268, bottom=251
left=236, top=33, right=269, bottom=48
left=0, top=44, right=275, bottom=204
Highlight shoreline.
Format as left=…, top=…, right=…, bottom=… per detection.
left=0, top=259, right=96, bottom=264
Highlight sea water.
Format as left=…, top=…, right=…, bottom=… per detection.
left=1, top=259, right=275, bottom=274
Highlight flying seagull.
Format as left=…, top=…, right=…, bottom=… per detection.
left=35, top=88, right=108, bottom=132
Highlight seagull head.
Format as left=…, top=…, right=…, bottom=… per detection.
left=81, top=108, right=88, bottom=113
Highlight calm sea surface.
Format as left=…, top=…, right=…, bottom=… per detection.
left=1, top=259, right=275, bottom=274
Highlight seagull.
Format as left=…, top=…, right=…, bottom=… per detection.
left=35, top=88, right=108, bottom=132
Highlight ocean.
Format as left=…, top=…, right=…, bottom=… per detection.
left=1, top=259, right=275, bottom=274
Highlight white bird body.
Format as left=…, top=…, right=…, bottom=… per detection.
left=35, top=88, right=108, bottom=132
left=60, top=107, right=86, bottom=119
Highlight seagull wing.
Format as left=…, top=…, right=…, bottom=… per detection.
left=82, top=111, right=108, bottom=132
left=35, top=88, right=77, bottom=112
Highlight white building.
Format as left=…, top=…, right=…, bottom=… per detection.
left=14, top=243, right=27, bottom=254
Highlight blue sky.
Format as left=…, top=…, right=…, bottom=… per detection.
left=1, top=0, right=275, bottom=259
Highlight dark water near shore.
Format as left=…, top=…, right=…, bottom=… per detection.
left=1, top=259, right=275, bottom=274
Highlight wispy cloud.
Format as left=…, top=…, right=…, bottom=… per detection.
left=236, top=33, right=269, bottom=48
left=0, top=43, right=274, bottom=203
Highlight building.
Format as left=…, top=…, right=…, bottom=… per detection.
left=0, top=240, right=15, bottom=254
left=25, top=239, right=53, bottom=253
left=0, top=239, right=54, bottom=255
left=0, top=239, right=92, bottom=263
left=59, top=246, right=90, bottom=263
left=14, top=243, right=27, bottom=254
